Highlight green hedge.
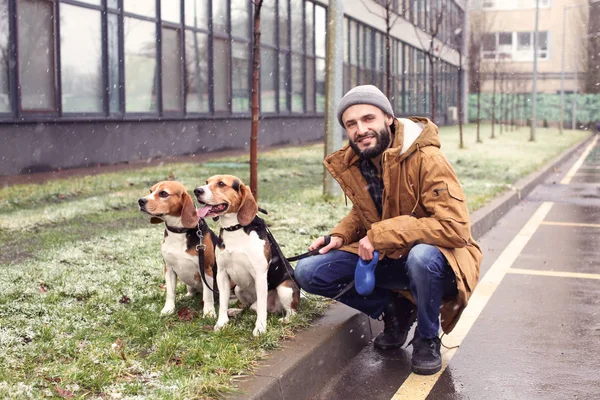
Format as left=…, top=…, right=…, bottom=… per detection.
left=468, top=93, right=600, bottom=125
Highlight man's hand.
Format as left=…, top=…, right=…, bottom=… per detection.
left=308, top=236, right=344, bottom=254
left=358, top=236, right=375, bottom=260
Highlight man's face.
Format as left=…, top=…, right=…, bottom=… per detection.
left=342, top=104, right=394, bottom=159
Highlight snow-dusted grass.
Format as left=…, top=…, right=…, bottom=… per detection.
left=0, top=123, right=590, bottom=398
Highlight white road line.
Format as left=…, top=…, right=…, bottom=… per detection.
left=391, top=202, right=554, bottom=400
left=560, top=135, right=598, bottom=184
left=507, top=268, right=600, bottom=280
left=541, top=221, right=600, bottom=229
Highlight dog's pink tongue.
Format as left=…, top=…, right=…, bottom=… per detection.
left=197, top=206, right=212, bottom=219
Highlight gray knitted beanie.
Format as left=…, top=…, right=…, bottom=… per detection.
left=336, top=85, right=394, bottom=127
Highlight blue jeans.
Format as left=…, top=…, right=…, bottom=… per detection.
left=294, top=244, right=458, bottom=339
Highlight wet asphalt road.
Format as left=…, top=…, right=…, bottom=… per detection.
left=313, top=135, right=600, bottom=400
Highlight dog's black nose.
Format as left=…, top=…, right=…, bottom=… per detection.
left=138, top=198, right=147, bottom=207
left=194, top=187, right=204, bottom=196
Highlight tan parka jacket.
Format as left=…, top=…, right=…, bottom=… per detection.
left=325, top=117, right=482, bottom=334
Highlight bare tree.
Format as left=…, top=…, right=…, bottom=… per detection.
left=250, top=0, right=264, bottom=198
left=361, top=1, right=400, bottom=98
left=468, top=10, right=495, bottom=143
left=413, top=3, right=447, bottom=123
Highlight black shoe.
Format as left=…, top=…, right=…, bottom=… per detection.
left=373, top=296, right=417, bottom=350
left=410, top=330, right=442, bottom=375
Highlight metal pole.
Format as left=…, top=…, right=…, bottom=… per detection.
left=530, top=0, right=540, bottom=142
left=559, top=8, right=566, bottom=134
left=324, top=0, right=344, bottom=196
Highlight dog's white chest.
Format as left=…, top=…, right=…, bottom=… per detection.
left=162, top=233, right=201, bottom=288
left=217, top=230, right=267, bottom=290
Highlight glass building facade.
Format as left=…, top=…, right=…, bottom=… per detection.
left=0, top=0, right=465, bottom=175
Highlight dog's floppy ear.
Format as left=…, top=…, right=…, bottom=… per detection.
left=150, top=217, right=163, bottom=224
left=237, top=183, right=258, bottom=226
left=181, top=191, right=198, bottom=228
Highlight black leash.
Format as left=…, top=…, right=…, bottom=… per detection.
left=194, top=220, right=219, bottom=294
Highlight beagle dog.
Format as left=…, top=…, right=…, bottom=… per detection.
left=138, top=181, right=217, bottom=318
left=194, top=175, right=300, bottom=336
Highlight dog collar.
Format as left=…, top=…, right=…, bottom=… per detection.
left=165, top=219, right=208, bottom=234
left=222, top=224, right=244, bottom=232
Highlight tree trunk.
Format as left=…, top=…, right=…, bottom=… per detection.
left=429, top=57, right=435, bottom=123
left=491, top=68, right=496, bottom=139
left=250, top=0, right=263, bottom=199
left=476, top=88, right=482, bottom=143
left=499, top=74, right=504, bottom=134
left=458, top=52, right=464, bottom=149
left=385, top=3, right=392, bottom=99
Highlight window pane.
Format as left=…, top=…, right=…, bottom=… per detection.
left=74, top=0, right=101, bottom=5
left=279, top=53, right=288, bottom=112
left=60, top=4, right=102, bottom=113
left=482, top=33, right=496, bottom=51
left=261, top=47, right=276, bottom=113
left=291, top=53, right=303, bottom=112
left=0, top=0, right=12, bottom=113
left=306, top=57, right=314, bottom=112
left=124, top=17, right=157, bottom=112
left=108, top=13, right=120, bottom=113
left=161, top=0, right=180, bottom=23
left=291, top=0, right=303, bottom=52
left=185, top=31, right=209, bottom=113
left=305, top=2, right=314, bottom=54
left=231, top=0, right=249, bottom=38
left=498, top=32, right=512, bottom=45
left=213, top=37, right=229, bottom=112
left=212, top=0, right=227, bottom=34
left=18, top=0, right=55, bottom=111
left=315, top=6, right=326, bottom=58
left=316, top=58, right=325, bottom=112
left=231, top=41, right=248, bottom=113
left=261, top=1, right=276, bottom=46
left=124, top=0, right=155, bottom=18
left=279, top=0, right=288, bottom=47
left=184, top=0, right=208, bottom=28
left=162, top=28, right=182, bottom=111
left=538, top=31, right=548, bottom=51
left=518, top=32, right=531, bottom=50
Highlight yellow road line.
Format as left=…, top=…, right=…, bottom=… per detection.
left=391, top=202, right=554, bottom=400
left=560, top=135, right=598, bottom=184
left=541, top=221, right=600, bottom=229
left=507, top=268, right=600, bottom=280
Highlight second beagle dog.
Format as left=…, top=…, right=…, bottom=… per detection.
left=138, top=181, right=217, bottom=318
left=194, top=175, right=299, bottom=336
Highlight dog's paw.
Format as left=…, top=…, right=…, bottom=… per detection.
left=279, top=310, right=296, bottom=324
left=160, top=306, right=175, bottom=315
left=227, top=308, right=244, bottom=317
left=203, top=308, right=217, bottom=318
left=252, top=322, right=267, bottom=337
left=214, top=318, right=229, bottom=331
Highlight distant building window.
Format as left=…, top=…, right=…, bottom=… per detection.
left=482, top=0, right=551, bottom=10
left=124, top=17, right=157, bottom=113
left=161, top=0, right=180, bottom=23
left=18, top=0, right=56, bottom=112
left=0, top=0, right=12, bottom=113
left=60, top=4, right=103, bottom=113
left=124, top=0, right=155, bottom=18
left=184, top=0, right=208, bottom=29
left=483, top=31, right=549, bottom=61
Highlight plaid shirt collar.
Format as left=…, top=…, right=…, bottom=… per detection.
left=359, top=157, right=383, bottom=217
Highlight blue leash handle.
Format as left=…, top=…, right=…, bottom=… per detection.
left=354, top=251, right=379, bottom=296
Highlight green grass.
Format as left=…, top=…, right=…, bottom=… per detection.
left=0, top=123, right=590, bottom=399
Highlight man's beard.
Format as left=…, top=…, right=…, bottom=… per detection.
left=349, top=127, right=391, bottom=159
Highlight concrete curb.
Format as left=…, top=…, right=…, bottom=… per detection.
left=230, top=133, right=595, bottom=400
left=231, top=304, right=383, bottom=400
